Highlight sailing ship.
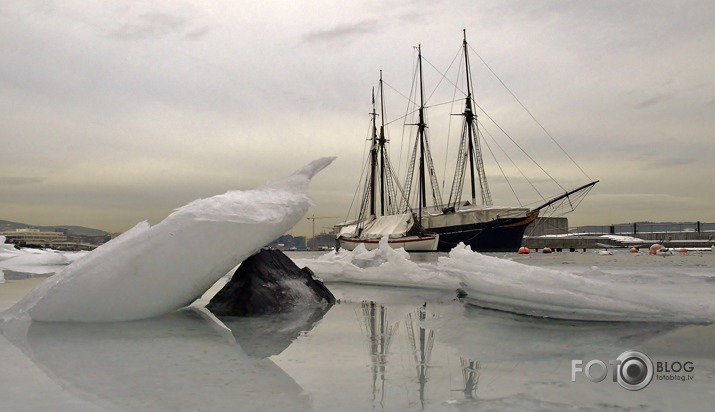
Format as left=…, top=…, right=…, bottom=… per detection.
left=335, top=70, right=440, bottom=251
left=337, top=31, right=597, bottom=252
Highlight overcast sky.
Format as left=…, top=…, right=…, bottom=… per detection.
left=2, top=0, right=714, bottom=237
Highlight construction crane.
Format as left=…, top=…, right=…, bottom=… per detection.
left=306, top=214, right=339, bottom=249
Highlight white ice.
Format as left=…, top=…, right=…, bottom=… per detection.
left=0, top=236, right=87, bottom=275
left=297, top=236, right=461, bottom=290
left=299, top=240, right=715, bottom=323
left=440, top=244, right=712, bottom=322
left=1, top=157, right=334, bottom=322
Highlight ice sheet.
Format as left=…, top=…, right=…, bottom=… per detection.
left=301, top=240, right=715, bottom=323
left=1, top=157, right=334, bottom=322
left=0, top=237, right=88, bottom=275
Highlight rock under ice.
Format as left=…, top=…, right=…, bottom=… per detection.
left=2, top=157, right=334, bottom=322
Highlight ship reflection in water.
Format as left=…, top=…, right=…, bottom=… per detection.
left=1, top=282, right=692, bottom=411
left=358, top=300, right=481, bottom=409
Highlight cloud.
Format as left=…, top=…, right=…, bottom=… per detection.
left=113, top=12, right=191, bottom=39
left=183, top=26, right=210, bottom=40
left=645, top=156, right=696, bottom=169
left=636, top=93, right=674, bottom=109
left=0, top=177, right=45, bottom=185
left=108, top=2, right=213, bottom=42
left=301, top=20, right=380, bottom=47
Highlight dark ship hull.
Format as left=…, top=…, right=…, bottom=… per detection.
left=426, top=212, right=537, bottom=252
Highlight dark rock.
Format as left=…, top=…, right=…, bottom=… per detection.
left=206, top=249, right=335, bottom=316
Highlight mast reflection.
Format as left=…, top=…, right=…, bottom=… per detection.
left=359, top=301, right=398, bottom=408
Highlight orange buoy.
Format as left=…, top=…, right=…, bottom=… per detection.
left=628, top=247, right=639, bottom=253
left=541, top=247, right=553, bottom=254
left=518, top=246, right=530, bottom=254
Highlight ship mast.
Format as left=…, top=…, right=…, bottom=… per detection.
left=417, top=45, right=427, bottom=219
left=378, top=71, right=388, bottom=216
left=369, top=71, right=391, bottom=217
left=447, top=31, right=492, bottom=209
left=463, top=30, right=491, bottom=206
left=369, top=86, right=378, bottom=217
left=369, top=88, right=377, bottom=216
left=411, top=45, right=445, bottom=220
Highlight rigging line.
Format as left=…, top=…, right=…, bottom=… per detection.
left=422, top=132, right=444, bottom=208
left=356, top=170, right=372, bottom=227
left=569, top=189, right=592, bottom=212
left=442, top=62, right=462, bottom=197
left=475, top=101, right=566, bottom=192
left=384, top=108, right=418, bottom=128
left=468, top=43, right=592, bottom=181
left=478, top=128, right=522, bottom=206
left=354, top=159, right=370, bottom=230
left=547, top=186, right=592, bottom=215
left=397, top=54, right=421, bottom=181
left=384, top=156, right=415, bottom=213
left=397, top=119, right=408, bottom=182
left=421, top=50, right=461, bottom=104
left=422, top=50, right=470, bottom=101
left=424, top=99, right=463, bottom=109
left=478, top=118, right=546, bottom=201
left=383, top=80, right=416, bottom=108
left=346, top=124, right=376, bottom=222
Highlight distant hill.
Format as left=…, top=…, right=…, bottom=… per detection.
left=0, top=220, right=109, bottom=236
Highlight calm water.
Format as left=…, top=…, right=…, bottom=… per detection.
left=1, top=251, right=714, bottom=411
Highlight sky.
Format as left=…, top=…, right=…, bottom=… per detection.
left=2, top=0, right=714, bottom=237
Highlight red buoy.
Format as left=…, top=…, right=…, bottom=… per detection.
left=518, top=246, right=530, bottom=254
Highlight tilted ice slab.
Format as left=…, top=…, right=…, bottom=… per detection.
left=2, top=157, right=334, bottom=322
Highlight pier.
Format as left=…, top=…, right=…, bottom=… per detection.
left=523, top=219, right=715, bottom=251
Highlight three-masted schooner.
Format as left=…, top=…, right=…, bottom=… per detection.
left=336, top=31, right=597, bottom=252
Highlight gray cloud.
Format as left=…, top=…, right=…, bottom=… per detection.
left=184, top=26, right=210, bottom=40
left=636, top=93, right=674, bottom=109
left=645, top=156, right=696, bottom=169
left=113, top=12, right=192, bottom=39
left=0, top=177, right=45, bottom=185
left=301, top=20, right=380, bottom=47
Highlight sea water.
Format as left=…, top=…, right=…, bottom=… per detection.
left=1, top=249, right=714, bottom=411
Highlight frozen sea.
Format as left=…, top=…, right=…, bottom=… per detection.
left=2, top=247, right=715, bottom=411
